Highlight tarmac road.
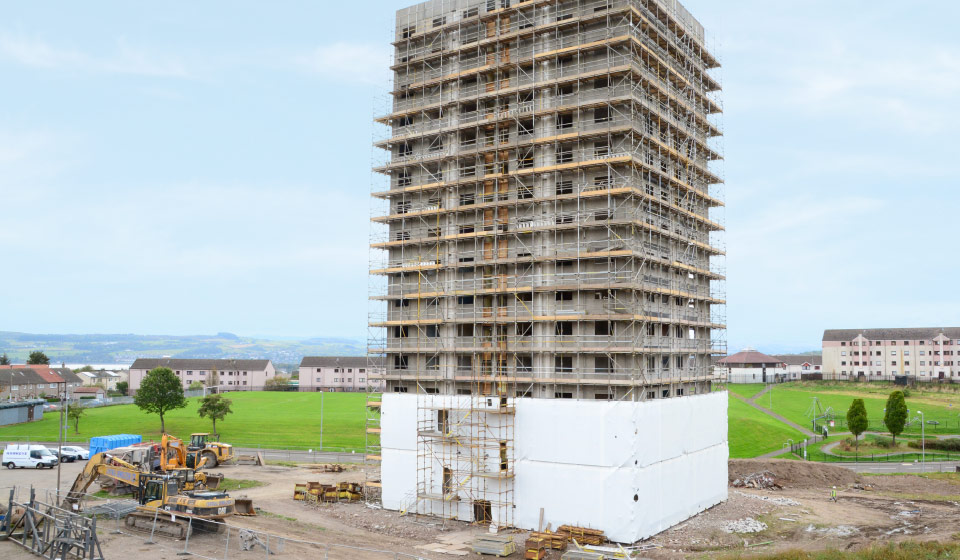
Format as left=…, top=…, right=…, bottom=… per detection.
left=834, top=460, right=960, bottom=474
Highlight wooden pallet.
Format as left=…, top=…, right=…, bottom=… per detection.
left=530, top=530, right=569, bottom=549
left=524, top=536, right=547, bottom=559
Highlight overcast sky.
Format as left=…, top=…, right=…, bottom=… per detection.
left=1, top=1, right=957, bottom=353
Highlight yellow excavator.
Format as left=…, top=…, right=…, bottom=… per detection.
left=62, top=452, right=253, bottom=538
left=186, top=433, right=235, bottom=467
left=160, top=434, right=223, bottom=491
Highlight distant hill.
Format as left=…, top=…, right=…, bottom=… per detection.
left=0, top=331, right=365, bottom=366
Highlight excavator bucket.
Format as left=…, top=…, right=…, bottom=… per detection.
left=203, top=474, right=223, bottom=490
left=233, top=498, right=256, bottom=516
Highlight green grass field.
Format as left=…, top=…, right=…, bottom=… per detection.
left=4, top=381, right=956, bottom=460
left=760, top=385, right=960, bottom=435
left=0, top=392, right=370, bottom=450
left=727, top=397, right=805, bottom=458
left=725, top=383, right=767, bottom=399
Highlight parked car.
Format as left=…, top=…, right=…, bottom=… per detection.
left=56, top=448, right=80, bottom=462
left=61, top=446, right=90, bottom=460
left=3, top=444, right=59, bottom=469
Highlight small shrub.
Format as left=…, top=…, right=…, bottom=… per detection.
left=903, top=388, right=912, bottom=397
left=908, top=438, right=960, bottom=452
left=872, top=436, right=895, bottom=449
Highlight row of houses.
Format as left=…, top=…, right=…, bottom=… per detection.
left=719, top=326, right=960, bottom=384
left=0, top=365, right=89, bottom=400
left=128, top=357, right=384, bottom=393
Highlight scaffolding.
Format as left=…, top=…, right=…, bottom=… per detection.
left=368, top=0, right=724, bottom=525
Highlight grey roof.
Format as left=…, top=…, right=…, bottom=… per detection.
left=300, top=356, right=369, bottom=368
left=823, top=328, right=960, bottom=342
left=130, top=358, right=271, bottom=371
left=0, top=368, right=49, bottom=386
left=772, top=354, right=822, bottom=366
left=53, top=368, right=85, bottom=385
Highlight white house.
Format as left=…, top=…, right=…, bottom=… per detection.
left=716, top=349, right=787, bottom=384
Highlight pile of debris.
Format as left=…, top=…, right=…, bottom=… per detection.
left=723, top=518, right=768, bottom=534
left=293, top=481, right=363, bottom=503
left=734, top=491, right=799, bottom=506
left=731, top=471, right=782, bottom=490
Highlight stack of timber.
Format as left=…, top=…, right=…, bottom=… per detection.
left=524, top=536, right=547, bottom=560
left=558, top=525, right=605, bottom=546
left=293, top=482, right=363, bottom=503
left=529, top=530, right=569, bottom=549
left=470, top=534, right=517, bottom=557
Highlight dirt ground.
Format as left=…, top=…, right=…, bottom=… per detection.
left=2, top=459, right=960, bottom=559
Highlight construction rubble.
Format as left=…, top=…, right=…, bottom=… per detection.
left=723, top=517, right=769, bottom=534
left=731, top=470, right=783, bottom=490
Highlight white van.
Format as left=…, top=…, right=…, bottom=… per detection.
left=3, top=444, right=59, bottom=469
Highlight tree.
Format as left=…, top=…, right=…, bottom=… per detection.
left=197, top=394, right=233, bottom=436
left=0, top=353, right=10, bottom=365
left=27, top=351, right=50, bottom=365
left=68, top=403, right=85, bottom=433
left=188, top=381, right=204, bottom=390
left=846, top=398, right=868, bottom=450
left=884, top=390, right=908, bottom=446
left=134, top=367, right=188, bottom=433
left=116, top=381, right=128, bottom=396
left=264, top=375, right=290, bottom=391
left=73, top=365, right=95, bottom=373
left=207, top=368, right=220, bottom=387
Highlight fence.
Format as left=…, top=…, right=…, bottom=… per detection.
left=1, top=485, right=426, bottom=560
left=814, top=418, right=960, bottom=434
left=0, top=437, right=368, bottom=459
left=806, top=450, right=960, bottom=464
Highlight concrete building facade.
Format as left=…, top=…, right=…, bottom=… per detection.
left=128, top=359, right=277, bottom=392
left=369, top=0, right=726, bottom=541
left=822, top=328, right=960, bottom=382
left=298, top=357, right=385, bottom=392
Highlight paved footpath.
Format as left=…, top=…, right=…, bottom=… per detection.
left=730, top=392, right=815, bottom=438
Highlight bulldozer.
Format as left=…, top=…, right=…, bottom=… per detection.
left=63, top=452, right=255, bottom=539
left=160, top=434, right=223, bottom=490
left=186, top=432, right=235, bottom=467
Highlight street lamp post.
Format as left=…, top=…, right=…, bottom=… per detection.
left=319, top=390, right=324, bottom=451
left=919, top=410, right=925, bottom=468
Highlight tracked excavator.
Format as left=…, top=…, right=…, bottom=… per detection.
left=62, top=452, right=254, bottom=538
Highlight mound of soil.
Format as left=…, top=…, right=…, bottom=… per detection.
left=729, top=459, right=860, bottom=489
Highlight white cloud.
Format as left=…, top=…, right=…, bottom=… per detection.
left=0, top=34, right=188, bottom=77
left=295, top=42, right=392, bottom=85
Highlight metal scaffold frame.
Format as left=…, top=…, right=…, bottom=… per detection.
left=368, top=0, right=724, bottom=525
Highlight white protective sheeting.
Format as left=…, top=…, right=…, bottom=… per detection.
left=514, top=392, right=727, bottom=542
left=380, top=391, right=728, bottom=543
left=380, top=393, right=418, bottom=511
